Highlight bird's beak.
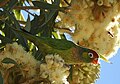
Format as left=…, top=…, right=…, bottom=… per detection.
left=92, top=59, right=98, bottom=64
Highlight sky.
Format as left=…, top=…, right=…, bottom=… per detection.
left=96, top=48, right=120, bottom=84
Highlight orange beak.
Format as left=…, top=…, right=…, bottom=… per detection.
left=92, top=59, right=98, bottom=64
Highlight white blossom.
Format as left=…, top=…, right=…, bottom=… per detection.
left=40, top=54, right=70, bottom=84
left=58, top=0, right=120, bottom=58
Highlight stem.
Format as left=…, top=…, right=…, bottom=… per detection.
left=13, top=6, right=39, bottom=10
left=24, top=10, right=35, bottom=16
left=0, top=0, right=10, bottom=7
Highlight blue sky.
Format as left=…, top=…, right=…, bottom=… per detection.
left=96, top=49, right=120, bottom=84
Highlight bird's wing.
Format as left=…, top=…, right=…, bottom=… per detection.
left=38, top=37, right=76, bottom=50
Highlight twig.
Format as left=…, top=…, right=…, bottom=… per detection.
left=18, top=20, right=26, bottom=25
left=13, top=6, right=39, bottom=10
left=0, top=0, right=10, bottom=7
left=24, top=10, right=35, bottom=16
left=54, top=26, right=72, bottom=34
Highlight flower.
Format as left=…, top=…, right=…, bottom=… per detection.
left=0, top=42, right=39, bottom=78
left=39, top=54, right=70, bottom=84
left=70, top=63, right=100, bottom=84
left=57, top=0, right=120, bottom=58
left=0, top=43, right=100, bottom=83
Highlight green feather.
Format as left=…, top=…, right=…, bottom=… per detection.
left=37, top=37, right=76, bottom=50
left=12, top=28, right=98, bottom=64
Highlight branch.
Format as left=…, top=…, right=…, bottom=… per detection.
left=13, top=6, right=39, bottom=10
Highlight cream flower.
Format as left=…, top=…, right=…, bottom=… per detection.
left=39, top=54, right=70, bottom=84
left=57, top=0, right=120, bottom=58
left=0, top=42, right=100, bottom=83
left=70, top=63, right=100, bottom=84
left=0, top=42, right=39, bottom=77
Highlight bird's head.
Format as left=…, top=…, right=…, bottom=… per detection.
left=80, top=49, right=99, bottom=64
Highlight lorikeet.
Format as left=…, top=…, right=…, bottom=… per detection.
left=13, top=29, right=99, bottom=64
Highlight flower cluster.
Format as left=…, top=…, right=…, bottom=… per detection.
left=0, top=42, right=101, bottom=83
left=70, top=63, right=100, bottom=84
left=57, top=0, right=120, bottom=58
left=39, top=54, right=70, bottom=84
left=0, top=43, right=70, bottom=83
left=0, top=42, right=39, bottom=78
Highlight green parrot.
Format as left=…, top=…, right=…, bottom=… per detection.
left=12, top=28, right=99, bottom=64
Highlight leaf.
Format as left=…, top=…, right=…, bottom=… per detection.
left=37, top=10, right=58, bottom=37
left=4, top=9, right=21, bottom=30
left=0, top=71, right=4, bottom=84
left=40, top=10, right=57, bottom=28
left=0, top=34, right=13, bottom=43
left=52, top=32, right=59, bottom=39
left=1, top=0, right=18, bottom=11
left=7, top=0, right=18, bottom=10
left=24, top=15, right=31, bottom=32
left=32, top=1, right=59, bottom=37
left=3, top=20, right=16, bottom=40
left=53, top=0, right=60, bottom=5
left=13, top=10, right=25, bottom=21
left=0, top=34, right=12, bottom=48
left=1, top=58, right=17, bottom=65
left=33, top=49, right=43, bottom=60
left=13, top=0, right=24, bottom=20
left=4, top=10, right=29, bottom=51
left=100, top=55, right=112, bottom=64
left=32, top=1, right=61, bottom=10
left=68, top=65, right=73, bottom=81
left=32, top=1, right=60, bottom=32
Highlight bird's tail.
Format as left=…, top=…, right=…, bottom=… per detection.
left=12, top=28, right=51, bottom=52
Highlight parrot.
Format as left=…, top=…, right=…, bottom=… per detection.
left=12, top=28, right=99, bottom=64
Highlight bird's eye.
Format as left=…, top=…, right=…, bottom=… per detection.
left=88, top=52, right=94, bottom=58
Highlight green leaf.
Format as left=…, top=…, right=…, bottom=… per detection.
left=41, top=10, right=57, bottom=27
left=4, top=10, right=21, bottom=30
left=13, top=10, right=25, bottom=21
left=32, top=1, right=61, bottom=10
left=30, top=15, right=40, bottom=35
left=52, top=32, right=59, bottom=39
left=33, top=49, right=43, bottom=60
left=3, top=20, right=16, bottom=40
left=30, top=13, right=45, bottom=35
left=24, top=15, right=31, bottom=32
left=1, top=57, right=17, bottom=65
left=0, top=34, right=12, bottom=43
left=0, top=71, right=4, bottom=84
left=37, top=10, right=58, bottom=37
left=4, top=10, right=29, bottom=51
left=68, top=65, right=73, bottom=81
left=100, top=55, right=112, bottom=64
left=7, top=0, right=18, bottom=10
left=53, top=0, right=60, bottom=5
